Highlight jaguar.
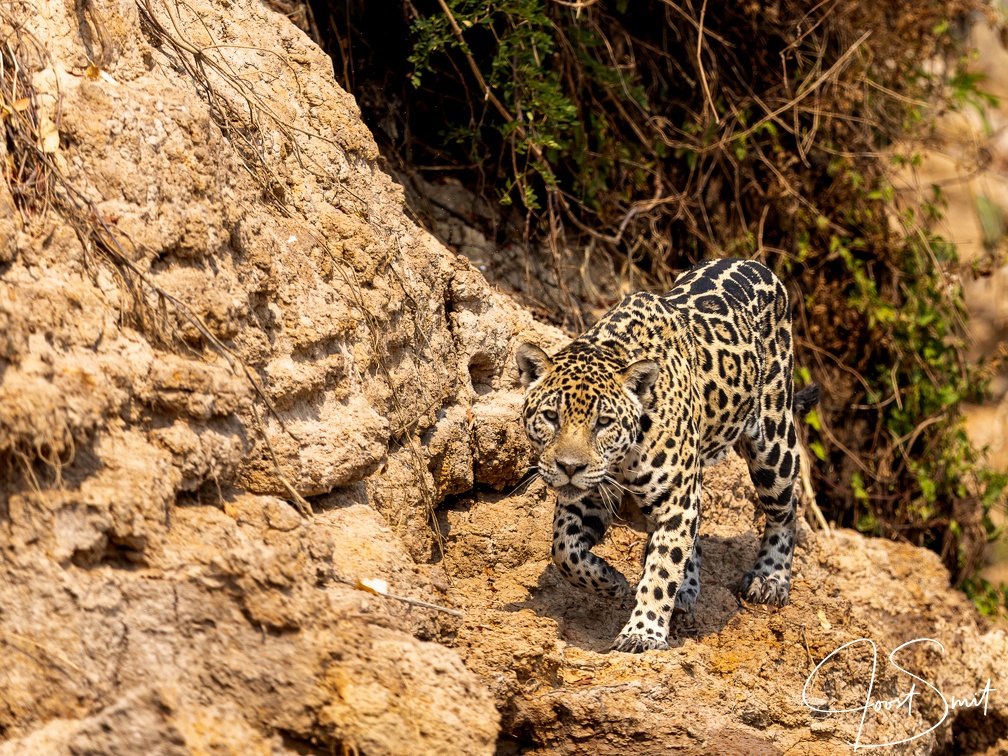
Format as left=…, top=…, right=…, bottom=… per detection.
left=516, top=258, right=819, bottom=653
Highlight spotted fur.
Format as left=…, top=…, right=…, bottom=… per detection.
left=516, top=258, right=820, bottom=653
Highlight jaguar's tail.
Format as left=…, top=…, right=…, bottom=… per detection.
left=793, top=384, right=821, bottom=417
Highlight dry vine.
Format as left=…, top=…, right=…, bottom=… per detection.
left=136, top=0, right=451, bottom=555
left=1, top=0, right=314, bottom=515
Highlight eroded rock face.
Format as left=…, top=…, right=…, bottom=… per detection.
left=0, top=494, right=498, bottom=755
left=0, top=0, right=542, bottom=750
left=0, top=0, right=1004, bottom=754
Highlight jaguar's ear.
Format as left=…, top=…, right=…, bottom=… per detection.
left=516, top=343, right=553, bottom=388
left=620, top=360, right=659, bottom=405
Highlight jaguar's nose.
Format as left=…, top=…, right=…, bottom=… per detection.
left=560, top=462, right=587, bottom=479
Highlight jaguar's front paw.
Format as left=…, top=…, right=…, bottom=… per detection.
left=611, top=632, right=669, bottom=654
left=740, top=571, right=791, bottom=607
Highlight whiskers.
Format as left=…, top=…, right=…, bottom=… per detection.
left=508, top=463, right=634, bottom=518
left=602, top=474, right=633, bottom=496
left=510, top=466, right=543, bottom=497
left=598, top=475, right=629, bottom=516
left=612, top=457, right=649, bottom=492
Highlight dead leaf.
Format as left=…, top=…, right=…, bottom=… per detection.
left=38, top=116, right=59, bottom=153
left=817, top=608, right=832, bottom=630
left=356, top=577, right=389, bottom=596
left=561, top=668, right=593, bottom=685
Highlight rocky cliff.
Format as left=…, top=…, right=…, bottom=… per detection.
left=0, top=0, right=1004, bottom=754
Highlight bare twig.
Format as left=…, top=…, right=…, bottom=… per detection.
left=550, top=0, right=600, bottom=17
left=695, top=0, right=719, bottom=125
left=800, top=444, right=830, bottom=535
left=335, top=574, right=463, bottom=617
left=2, top=631, right=97, bottom=685
left=251, top=403, right=311, bottom=516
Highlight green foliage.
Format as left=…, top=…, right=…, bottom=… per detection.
left=949, top=70, right=1000, bottom=135
left=376, top=0, right=1008, bottom=599
left=963, top=576, right=1008, bottom=621
left=801, top=162, right=1007, bottom=584
left=409, top=0, right=577, bottom=208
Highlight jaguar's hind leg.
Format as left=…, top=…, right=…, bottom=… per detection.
left=737, top=409, right=800, bottom=607
left=733, top=427, right=794, bottom=608
left=673, top=538, right=702, bottom=613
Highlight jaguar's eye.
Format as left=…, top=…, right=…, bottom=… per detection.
left=597, top=416, right=614, bottom=428
left=543, top=409, right=558, bottom=422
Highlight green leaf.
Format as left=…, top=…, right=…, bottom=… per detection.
left=851, top=472, right=869, bottom=502
left=810, top=441, right=827, bottom=462
left=975, top=193, right=1006, bottom=248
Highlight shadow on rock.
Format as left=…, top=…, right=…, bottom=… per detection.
left=499, top=532, right=753, bottom=653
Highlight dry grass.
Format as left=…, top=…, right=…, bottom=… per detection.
left=0, top=2, right=59, bottom=221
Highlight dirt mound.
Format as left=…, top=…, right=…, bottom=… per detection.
left=0, top=0, right=1004, bottom=753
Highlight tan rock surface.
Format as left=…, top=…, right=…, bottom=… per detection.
left=0, top=0, right=1004, bottom=754
left=446, top=455, right=1008, bottom=754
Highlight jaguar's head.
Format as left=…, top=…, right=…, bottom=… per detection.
left=516, top=342, right=658, bottom=503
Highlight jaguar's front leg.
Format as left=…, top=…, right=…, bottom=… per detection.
left=551, top=492, right=630, bottom=599
left=612, top=478, right=700, bottom=653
